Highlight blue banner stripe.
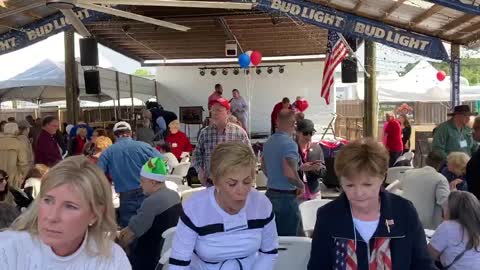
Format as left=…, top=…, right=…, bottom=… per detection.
left=429, top=0, right=480, bottom=16
left=0, top=8, right=109, bottom=56
left=256, top=0, right=450, bottom=61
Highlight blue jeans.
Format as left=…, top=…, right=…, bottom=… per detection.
left=118, top=188, right=145, bottom=228
left=266, top=190, right=301, bottom=236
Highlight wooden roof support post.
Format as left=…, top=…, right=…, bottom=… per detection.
left=64, top=29, right=80, bottom=124
left=154, top=80, right=159, bottom=103
left=129, top=74, right=134, bottom=122
left=115, top=71, right=121, bottom=120
left=451, top=44, right=461, bottom=108
left=363, top=40, right=378, bottom=138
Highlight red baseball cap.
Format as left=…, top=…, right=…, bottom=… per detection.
left=210, top=98, right=231, bottom=111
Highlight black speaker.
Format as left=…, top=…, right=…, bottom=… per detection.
left=79, top=38, right=99, bottom=66
left=341, top=58, right=357, bottom=83
left=341, top=37, right=358, bottom=83
left=84, top=70, right=100, bottom=95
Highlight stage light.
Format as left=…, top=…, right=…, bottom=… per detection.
left=256, top=68, right=262, bottom=75
left=222, top=68, right=228, bottom=75
left=199, top=69, right=205, bottom=76
left=233, top=68, right=239, bottom=75
left=279, top=66, right=284, bottom=74
left=211, top=69, right=217, bottom=76
left=245, top=69, right=250, bottom=75
left=267, top=67, right=273, bottom=74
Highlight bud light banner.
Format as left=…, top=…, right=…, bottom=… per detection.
left=0, top=9, right=108, bottom=56
left=429, top=0, right=480, bottom=16
left=256, top=0, right=450, bottom=61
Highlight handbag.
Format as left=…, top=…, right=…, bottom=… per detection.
left=436, top=249, right=467, bottom=270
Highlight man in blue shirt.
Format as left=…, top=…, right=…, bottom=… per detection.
left=98, top=121, right=162, bottom=227
left=262, top=109, right=304, bottom=236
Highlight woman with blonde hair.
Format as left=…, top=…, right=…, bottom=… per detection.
left=87, top=136, right=113, bottom=164
left=0, top=156, right=131, bottom=269
left=441, top=152, right=470, bottom=191
left=23, top=163, right=49, bottom=200
left=168, top=142, right=278, bottom=270
left=308, top=138, right=434, bottom=270
left=165, top=119, right=192, bottom=160
left=428, top=191, right=480, bottom=270
left=70, top=127, right=88, bottom=156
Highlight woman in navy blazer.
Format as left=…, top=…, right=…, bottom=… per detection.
left=308, top=138, right=435, bottom=270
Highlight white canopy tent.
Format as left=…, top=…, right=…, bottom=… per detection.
left=0, top=59, right=157, bottom=104
left=337, top=61, right=480, bottom=102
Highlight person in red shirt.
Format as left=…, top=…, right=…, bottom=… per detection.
left=34, top=116, right=62, bottom=167
left=207, top=83, right=223, bottom=111
left=270, top=97, right=292, bottom=134
left=383, top=112, right=404, bottom=167
left=165, top=120, right=193, bottom=160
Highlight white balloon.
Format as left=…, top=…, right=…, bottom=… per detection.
left=245, top=50, right=253, bottom=57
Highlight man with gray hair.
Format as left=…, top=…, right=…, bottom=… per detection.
left=401, top=151, right=450, bottom=230
left=262, top=109, right=304, bottom=236
left=98, top=121, right=163, bottom=227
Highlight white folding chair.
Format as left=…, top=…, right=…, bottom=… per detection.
left=158, top=227, right=177, bottom=270
left=274, top=237, right=312, bottom=270
left=394, top=151, right=415, bottom=167
left=385, top=179, right=401, bottom=192
left=299, top=199, right=332, bottom=236
left=256, top=171, right=268, bottom=189
left=385, top=166, right=412, bottom=184
left=181, top=187, right=206, bottom=203
left=171, top=162, right=191, bottom=178
left=165, top=175, right=184, bottom=185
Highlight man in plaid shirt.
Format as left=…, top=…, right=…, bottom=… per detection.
left=193, top=97, right=251, bottom=186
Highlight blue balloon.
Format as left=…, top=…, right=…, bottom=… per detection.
left=238, top=53, right=250, bottom=68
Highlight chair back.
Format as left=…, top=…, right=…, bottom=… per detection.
left=171, top=162, right=191, bottom=177
left=158, top=227, right=177, bottom=268
left=385, top=179, right=402, bottom=192
left=180, top=156, right=190, bottom=163
left=165, top=175, right=184, bottom=185
left=299, top=199, right=332, bottom=236
left=274, top=237, right=312, bottom=270
left=385, top=166, right=412, bottom=184
left=256, top=171, right=268, bottom=189
left=181, top=187, right=206, bottom=203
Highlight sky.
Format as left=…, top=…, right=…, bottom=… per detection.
left=0, top=32, right=150, bottom=81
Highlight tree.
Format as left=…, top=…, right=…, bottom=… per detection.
left=133, top=69, right=152, bottom=78
left=429, top=58, right=480, bottom=86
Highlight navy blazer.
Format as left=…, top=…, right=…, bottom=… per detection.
left=308, top=191, right=436, bottom=270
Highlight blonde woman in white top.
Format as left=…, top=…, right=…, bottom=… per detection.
left=0, top=156, right=131, bottom=270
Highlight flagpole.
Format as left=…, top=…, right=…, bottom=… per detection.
left=338, top=33, right=371, bottom=78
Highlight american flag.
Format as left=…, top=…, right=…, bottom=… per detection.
left=321, top=31, right=349, bottom=105
left=334, top=239, right=357, bottom=270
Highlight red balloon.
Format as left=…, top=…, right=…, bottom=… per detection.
left=250, top=51, right=262, bottom=66
left=294, top=100, right=309, bottom=112
left=437, top=71, right=446, bottom=81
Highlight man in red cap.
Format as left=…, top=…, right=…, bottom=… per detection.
left=192, top=97, right=251, bottom=186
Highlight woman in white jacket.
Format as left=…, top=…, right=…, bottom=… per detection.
left=168, top=142, right=278, bottom=270
left=0, top=156, right=131, bottom=270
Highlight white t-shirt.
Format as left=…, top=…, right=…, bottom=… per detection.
left=0, top=230, right=131, bottom=270
left=430, top=220, right=480, bottom=270
left=353, top=217, right=380, bottom=243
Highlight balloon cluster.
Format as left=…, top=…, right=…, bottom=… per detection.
left=238, top=50, right=262, bottom=68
